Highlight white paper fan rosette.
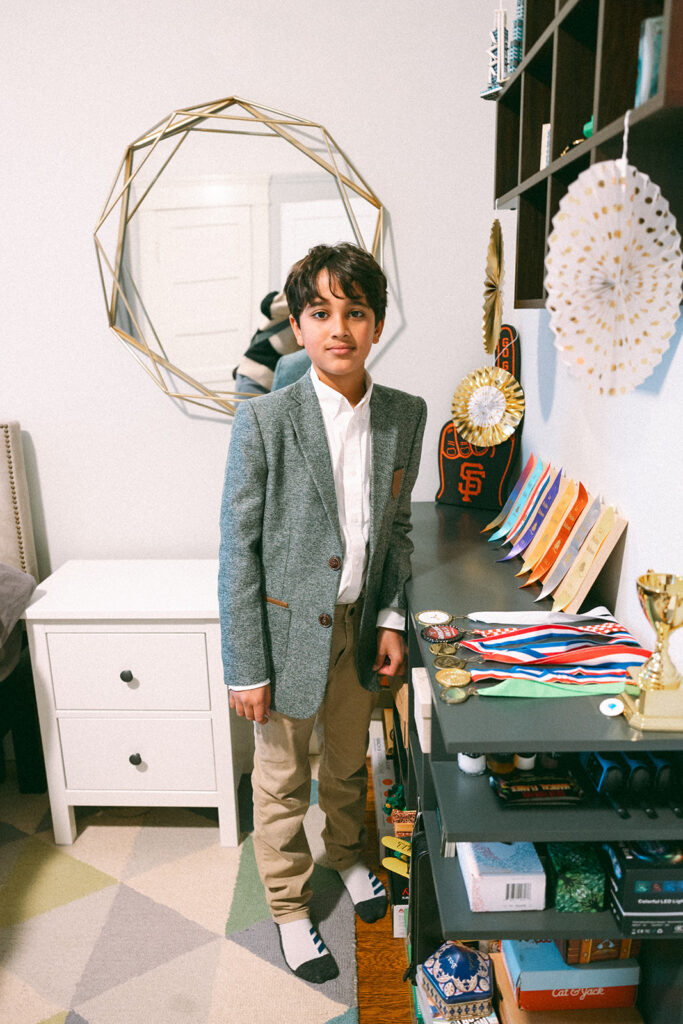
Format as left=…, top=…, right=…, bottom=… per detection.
left=545, top=159, right=683, bottom=395
left=452, top=366, right=524, bottom=446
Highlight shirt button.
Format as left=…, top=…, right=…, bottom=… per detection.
left=318, top=613, right=332, bottom=627
left=328, top=556, right=342, bottom=570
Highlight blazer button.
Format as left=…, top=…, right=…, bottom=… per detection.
left=328, top=556, right=342, bottom=570
left=318, top=613, right=332, bottom=627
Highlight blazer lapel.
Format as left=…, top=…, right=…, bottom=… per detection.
left=370, top=386, right=399, bottom=559
left=288, top=374, right=342, bottom=544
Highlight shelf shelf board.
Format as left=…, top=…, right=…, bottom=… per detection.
left=430, top=761, right=683, bottom=844
left=423, top=810, right=620, bottom=940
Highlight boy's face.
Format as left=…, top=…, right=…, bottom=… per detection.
left=290, top=271, right=384, bottom=397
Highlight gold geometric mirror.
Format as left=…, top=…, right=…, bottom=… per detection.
left=94, top=97, right=384, bottom=415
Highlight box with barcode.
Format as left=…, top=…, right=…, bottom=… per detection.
left=456, top=842, right=546, bottom=912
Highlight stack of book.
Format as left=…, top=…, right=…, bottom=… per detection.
left=603, top=840, right=683, bottom=937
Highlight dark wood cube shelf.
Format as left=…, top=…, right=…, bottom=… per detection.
left=493, top=0, right=682, bottom=306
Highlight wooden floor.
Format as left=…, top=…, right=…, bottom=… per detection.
left=357, top=758, right=415, bottom=1023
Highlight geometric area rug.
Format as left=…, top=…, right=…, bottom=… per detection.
left=0, top=764, right=358, bottom=1024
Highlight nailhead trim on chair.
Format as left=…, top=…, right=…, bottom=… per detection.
left=2, top=423, right=29, bottom=575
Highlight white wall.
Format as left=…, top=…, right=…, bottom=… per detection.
left=2, top=1, right=681, bottom=654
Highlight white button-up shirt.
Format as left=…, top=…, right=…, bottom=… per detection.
left=231, top=368, right=404, bottom=691
left=310, top=366, right=371, bottom=604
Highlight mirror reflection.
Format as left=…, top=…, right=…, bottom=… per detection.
left=94, top=98, right=384, bottom=414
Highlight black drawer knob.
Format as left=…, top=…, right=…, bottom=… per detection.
left=129, top=753, right=142, bottom=766
left=120, top=670, right=134, bottom=683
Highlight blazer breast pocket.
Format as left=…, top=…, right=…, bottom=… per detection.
left=392, top=468, right=405, bottom=500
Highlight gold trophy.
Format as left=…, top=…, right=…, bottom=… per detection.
left=622, top=571, right=683, bottom=731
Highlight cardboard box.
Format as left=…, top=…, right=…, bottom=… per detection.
left=556, top=937, right=641, bottom=964
left=382, top=706, right=395, bottom=757
left=368, top=716, right=396, bottom=858
left=608, top=888, right=683, bottom=937
left=456, top=842, right=545, bottom=912
left=602, top=840, right=683, bottom=913
left=492, top=952, right=643, bottom=1024
left=500, top=939, right=639, bottom=1011
left=390, top=674, right=410, bottom=751
left=412, top=666, right=432, bottom=753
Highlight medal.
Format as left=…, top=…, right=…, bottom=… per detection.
left=440, top=685, right=477, bottom=704
left=433, top=655, right=468, bottom=669
left=421, top=624, right=463, bottom=642
left=435, top=667, right=472, bottom=688
left=429, top=642, right=458, bottom=656
left=415, top=609, right=453, bottom=626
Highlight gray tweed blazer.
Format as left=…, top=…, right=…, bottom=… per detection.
left=218, top=371, right=427, bottom=718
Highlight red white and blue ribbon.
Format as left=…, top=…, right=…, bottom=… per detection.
left=461, top=622, right=649, bottom=665
left=471, top=657, right=649, bottom=685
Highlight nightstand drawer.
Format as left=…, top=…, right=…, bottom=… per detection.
left=47, top=632, right=210, bottom=710
left=58, top=716, right=217, bottom=791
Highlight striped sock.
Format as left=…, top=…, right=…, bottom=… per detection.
left=276, top=918, right=339, bottom=984
left=340, top=863, right=387, bottom=923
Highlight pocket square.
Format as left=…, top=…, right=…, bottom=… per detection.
left=392, top=468, right=404, bottom=500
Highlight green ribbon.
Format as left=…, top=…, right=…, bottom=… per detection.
left=478, top=678, right=640, bottom=698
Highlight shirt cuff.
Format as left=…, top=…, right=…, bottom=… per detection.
left=229, top=679, right=270, bottom=692
left=376, top=607, right=406, bottom=632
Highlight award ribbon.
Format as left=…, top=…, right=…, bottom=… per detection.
left=488, top=459, right=547, bottom=543
left=482, top=452, right=536, bottom=533
left=552, top=506, right=616, bottom=611
left=517, top=479, right=576, bottom=575
left=478, top=678, right=641, bottom=698
left=523, top=482, right=589, bottom=587
left=536, top=494, right=601, bottom=600
left=498, top=470, right=563, bottom=562
left=504, top=464, right=554, bottom=546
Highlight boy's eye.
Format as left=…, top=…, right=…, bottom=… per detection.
left=349, top=309, right=367, bottom=318
left=311, top=310, right=328, bottom=319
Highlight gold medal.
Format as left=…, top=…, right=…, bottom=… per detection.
left=429, top=642, right=457, bottom=656
left=433, top=655, right=468, bottom=669
left=435, top=667, right=472, bottom=688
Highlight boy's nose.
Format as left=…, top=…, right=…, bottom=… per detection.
left=330, top=316, right=349, bottom=336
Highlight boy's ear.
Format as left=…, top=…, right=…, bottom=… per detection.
left=289, top=313, right=304, bottom=348
left=373, top=318, right=385, bottom=344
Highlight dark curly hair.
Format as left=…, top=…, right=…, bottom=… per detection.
left=284, top=243, right=387, bottom=326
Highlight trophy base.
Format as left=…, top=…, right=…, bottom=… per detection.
left=622, top=686, right=683, bottom=732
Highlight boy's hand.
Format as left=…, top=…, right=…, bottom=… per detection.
left=229, top=684, right=271, bottom=724
left=373, top=628, right=406, bottom=678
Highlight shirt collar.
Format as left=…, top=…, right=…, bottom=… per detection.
left=309, top=366, right=373, bottom=417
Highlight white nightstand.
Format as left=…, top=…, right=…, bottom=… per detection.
left=23, top=559, right=253, bottom=846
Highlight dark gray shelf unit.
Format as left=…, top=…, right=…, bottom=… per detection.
left=423, top=810, right=620, bottom=940
left=432, top=762, right=683, bottom=845
left=399, top=502, right=683, bottom=1023
left=494, top=0, right=683, bottom=306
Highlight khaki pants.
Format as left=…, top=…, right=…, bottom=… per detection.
left=252, top=600, right=377, bottom=923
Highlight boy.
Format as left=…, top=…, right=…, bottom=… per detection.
left=218, top=242, right=427, bottom=983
